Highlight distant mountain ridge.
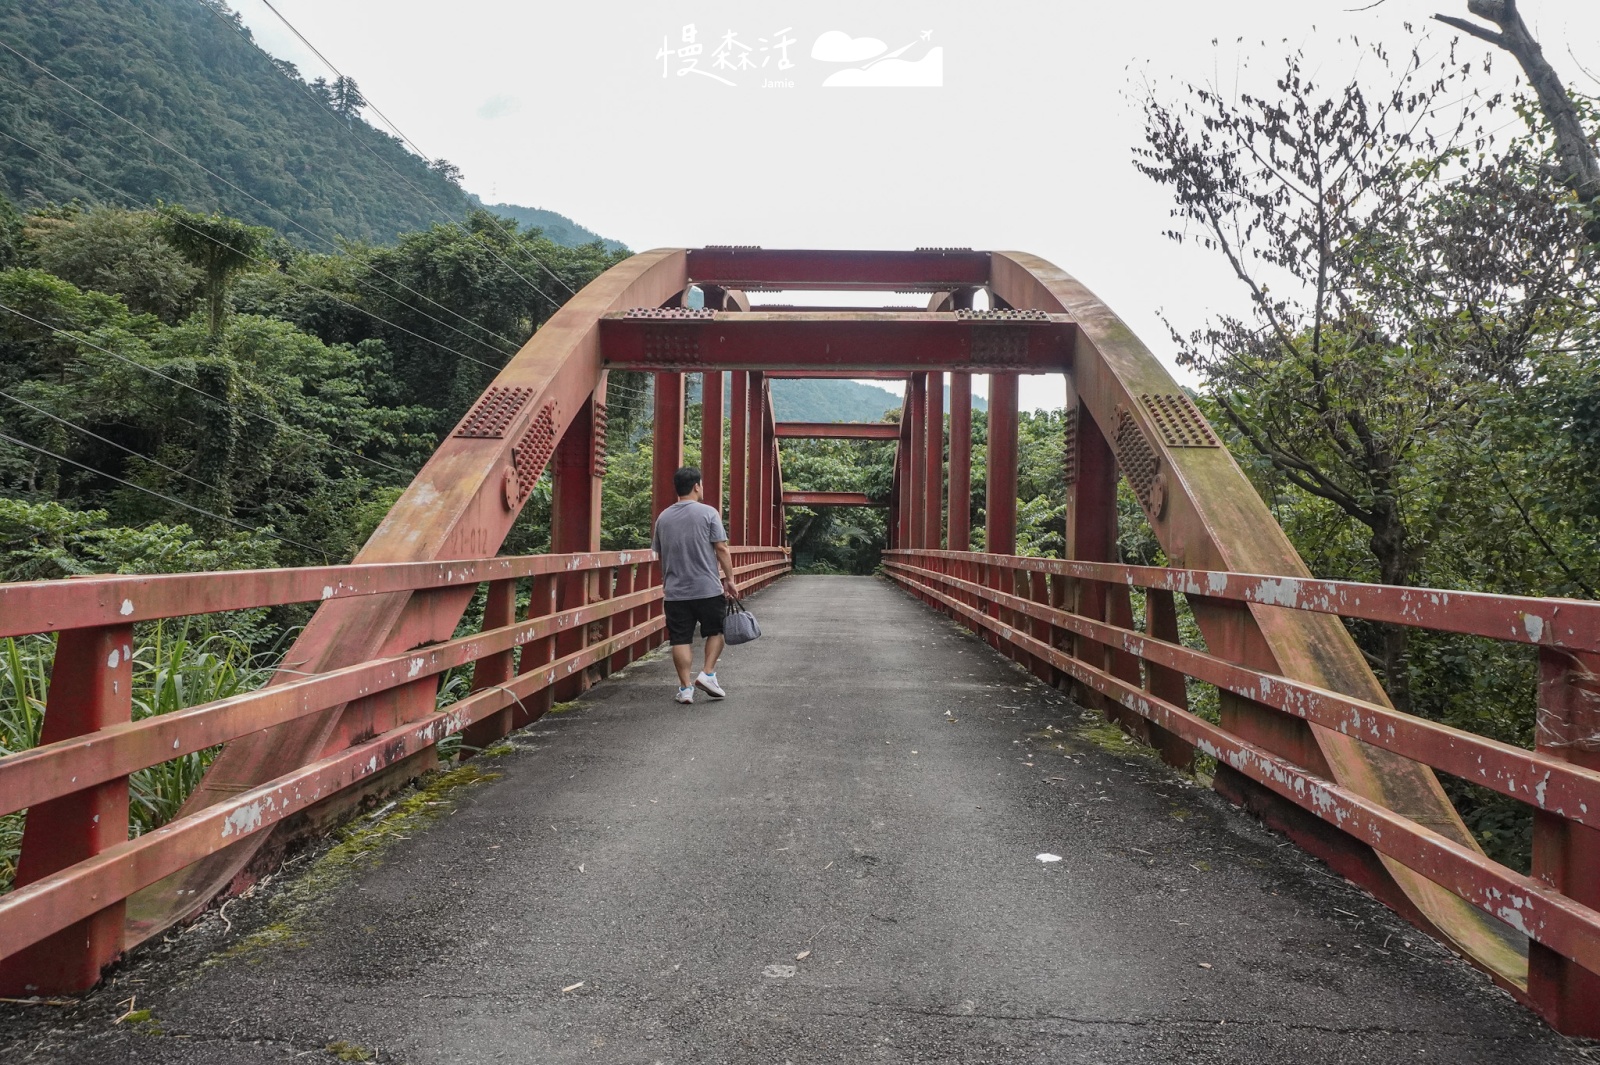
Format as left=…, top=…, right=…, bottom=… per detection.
left=0, top=0, right=619, bottom=250
left=480, top=201, right=625, bottom=252
left=683, top=376, right=987, bottom=423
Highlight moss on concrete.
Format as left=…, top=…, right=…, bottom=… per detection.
left=210, top=759, right=504, bottom=965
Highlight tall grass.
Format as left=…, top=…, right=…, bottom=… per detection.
left=0, top=624, right=275, bottom=893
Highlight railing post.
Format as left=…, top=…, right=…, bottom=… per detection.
left=986, top=373, right=1019, bottom=555
left=948, top=372, right=972, bottom=551
left=518, top=574, right=558, bottom=726
left=461, top=578, right=519, bottom=752
left=0, top=623, right=133, bottom=995
left=1528, top=647, right=1600, bottom=1037
left=730, top=372, right=749, bottom=544
left=702, top=371, right=724, bottom=516
left=924, top=371, right=944, bottom=550
left=1143, top=588, right=1196, bottom=771
left=609, top=563, right=637, bottom=673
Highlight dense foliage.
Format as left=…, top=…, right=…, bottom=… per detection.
left=1137, top=38, right=1600, bottom=868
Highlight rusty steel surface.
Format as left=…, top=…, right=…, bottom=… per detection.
left=122, top=249, right=696, bottom=947
left=891, top=550, right=1600, bottom=652
left=883, top=555, right=1600, bottom=981
left=599, top=311, right=1073, bottom=372
left=0, top=553, right=668, bottom=639
left=884, top=554, right=1600, bottom=830
left=774, top=421, right=900, bottom=440
left=685, top=247, right=991, bottom=290
left=986, top=251, right=1525, bottom=993
left=781, top=491, right=884, bottom=507
left=9, top=245, right=1597, bottom=1035
left=0, top=548, right=789, bottom=967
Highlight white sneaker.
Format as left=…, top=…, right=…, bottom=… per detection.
left=675, top=686, right=695, bottom=704
left=695, top=672, right=727, bottom=699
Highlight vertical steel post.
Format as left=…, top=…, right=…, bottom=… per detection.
left=906, top=374, right=926, bottom=549
left=460, top=578, right=519, bottom=751
left=948, top=372, right=972, bottom=551
left=1529, top=647, right=1600, bottom=1037
left=923, top=371, right=944, bottom=550
left=748, top=374, right=767, bottom=545
left=1063, top=395, right=1119, bottom=720
left=729, top=372, right=749, bottom=544
left=552, top=393, right=605, bottom=701
left=609, top=563, right=637, bottom=672
left=895, top=408, right=913, bottom=549
left=652, top=372, right=685, bottom=521
left=702, top=371, right=724, bottom=516
left=986, top=373, right=1019, bottom=555
left=0, top=623, right=133, bottom=994
left=519, top=574, right=558, bottom=725
left=1143, top=588, right=1197, bottom=770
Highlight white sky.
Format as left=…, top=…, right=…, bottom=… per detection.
left=230, top=0, right=1600, bottom=411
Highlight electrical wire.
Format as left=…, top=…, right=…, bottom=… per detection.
left=0, top=387, right=223, bottom=495
left=216, top=0, right=581, bottom=298
left=0, top=430, right=326, bottom=556
left=0, top=44, right=531, bottom=355
left=0, top=124, right=519, bottom=380
left=0, top=299, right=414, bottom=478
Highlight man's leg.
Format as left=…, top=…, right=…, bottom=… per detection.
left=673, top=642, right=695, bottom=688
left=702, top=634, right=725, bottom=676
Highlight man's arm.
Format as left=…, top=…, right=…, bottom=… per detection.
left=714, top=540, right=740, bottom=599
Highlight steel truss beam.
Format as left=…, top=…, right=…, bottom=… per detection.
left=599, top=311, right=1072, bottom=373
left=686, top=247, right=991, bottom=291
left=782, top=491, right=885, bottom=507
left=775, top=422, right=900, bottom=440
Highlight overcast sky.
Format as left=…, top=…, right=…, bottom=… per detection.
left=231, top=0, right=1600, bottom=411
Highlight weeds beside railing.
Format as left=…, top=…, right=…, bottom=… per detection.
left=0, top=624, right=277, bottom=893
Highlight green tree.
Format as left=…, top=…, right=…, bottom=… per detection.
left=158, top=207, right=270, bottom=336
left=25, top=206, right=200, bottom=322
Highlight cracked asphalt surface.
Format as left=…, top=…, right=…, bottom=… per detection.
left=1, top=575, right=1589, bottom=1063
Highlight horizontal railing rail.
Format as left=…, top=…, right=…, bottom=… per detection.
left=0, top=546, right=790, bottom=971
left=883, top=549, right=1600, bottom=1006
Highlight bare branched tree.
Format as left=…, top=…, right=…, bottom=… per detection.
left=1137, top=41, right=1597, bottom=711
left=1435, top=0, right=1600, bottom=240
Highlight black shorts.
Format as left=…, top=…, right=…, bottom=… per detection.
left=665, top=595, right=726, bottom=645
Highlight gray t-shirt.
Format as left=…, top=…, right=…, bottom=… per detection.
left=652, top=500, right=728, bottom=602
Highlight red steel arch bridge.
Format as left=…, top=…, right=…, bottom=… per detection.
left=1, top=247, right=1598, bottom=1042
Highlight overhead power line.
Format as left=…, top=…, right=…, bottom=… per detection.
left=0, top=387, right=223, bottom=496
left=0, top=430, right=326, bottom=556
left=196, top=2, right=582, bottom=300
left=0, top=121, right=522, bottom=380
left=0, top=299, right=414, bottom=478
left=0, top=41, right=533, bottom=353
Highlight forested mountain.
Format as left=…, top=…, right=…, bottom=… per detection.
left=768, top=378, right=988, bottom=422
left=481, top=202, right=624, bottom=254
left=0, top=0, right=619, bottom=250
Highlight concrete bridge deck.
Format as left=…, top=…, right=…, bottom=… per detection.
left=0, top=576, right=1582, bottom=1063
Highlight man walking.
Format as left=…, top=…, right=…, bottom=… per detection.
left=652, top=466, right=741, bottom=704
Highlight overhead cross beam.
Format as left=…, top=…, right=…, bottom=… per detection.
left=776, top=422, right=900, bottom=440
left=783, top=491, right=886, bottom=507
left=686, top=247, right=991, bottom=291
left=600, top=310, right=1073, bottom=373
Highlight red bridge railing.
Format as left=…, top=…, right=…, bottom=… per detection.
left=884, top=548, right=1600, bottom=1031
left=0, top=546, right=788, bottom=991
